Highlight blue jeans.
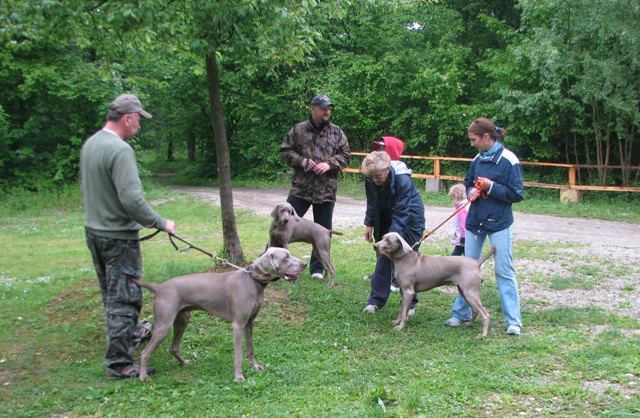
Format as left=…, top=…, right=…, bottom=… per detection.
left=449, top=227, right=522, bottom=328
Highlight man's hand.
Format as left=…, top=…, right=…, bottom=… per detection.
left=302, top=158, right=316, bottom=171
left=313, top=162, right=331, bottom=174
left=164, top=219, right=177, bottom=235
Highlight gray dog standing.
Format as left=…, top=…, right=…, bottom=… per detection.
left=374, top=232, right=495, bottom=338
left=268, top=202, right=342, bottom=287
left=131, top=247, right=307, bottom=381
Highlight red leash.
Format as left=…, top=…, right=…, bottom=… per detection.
left=411, top=199, right=470, bottom=249
left=411, top=180, right=487, bottom=249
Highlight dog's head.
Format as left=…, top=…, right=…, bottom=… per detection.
left=271, top=202, right=298, bottom=226
left=249, top=247, right=307, bottom=283
left=373, top=232, right=414, bottom=260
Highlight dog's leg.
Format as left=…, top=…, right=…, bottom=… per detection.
left=392, top=288, right=415, bottom=331
left=168, top=311, right=193, bottom=365
left=315, top=245, right=337, bottom=287
left=232, top=322, right=246, bottom=381
left=139, top=318, right=174, bottom=382
left=326, top=266, right=336, bottom=288
left=244, top=319, right=264, bottom=372
left=462, top=292, right=490, bottom=339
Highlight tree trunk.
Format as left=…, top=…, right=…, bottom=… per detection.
left=167, top=135, right=174, bottom=162
left=188, top=130, right=196, bottom=163
left=205, top=51, right=245, bottom=264
left=592, top=101, right=606, bottom=185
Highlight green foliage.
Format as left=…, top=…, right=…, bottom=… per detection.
left=1, top=0, right=638, bottom=192
left=485, top=0, right=640, bottom=187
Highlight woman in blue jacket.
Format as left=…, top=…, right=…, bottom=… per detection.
left=361, top=151, right=425, bottom=314
left=446, top=117, right=525, bottom=335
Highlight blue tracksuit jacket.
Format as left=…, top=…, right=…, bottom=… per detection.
left=464, top=145, right=524, bottom=234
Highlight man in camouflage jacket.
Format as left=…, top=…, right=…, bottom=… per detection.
left=280, top=94, right=351, bottom=278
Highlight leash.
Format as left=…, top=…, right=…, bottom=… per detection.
left=411, top=179, right=488, bottom=249
left=411, top=199, right=470, bottom=249
left=475, top=178, right=489, bottom=199
left=140, top=230, right=249, bottom=273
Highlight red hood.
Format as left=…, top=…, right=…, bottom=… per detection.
left=373, top=136, right=404, bottom=160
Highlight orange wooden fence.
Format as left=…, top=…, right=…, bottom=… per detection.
left=343, top=152, right=640, bottom=193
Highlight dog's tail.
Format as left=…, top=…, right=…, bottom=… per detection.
left=329, top=230, right=343, bottom=236
left=131, top=278, right=159, bottom=293
left=477, top=247, right=496, bottom=267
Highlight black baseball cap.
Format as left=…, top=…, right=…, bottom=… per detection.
left=310, top=94, right=334, bottom=108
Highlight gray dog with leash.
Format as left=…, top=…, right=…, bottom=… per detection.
left=132, top=247, right=307, bottom=381
left=374, top=232, right=495, bottom=338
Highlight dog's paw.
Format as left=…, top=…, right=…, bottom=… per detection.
left=139, top=374, right=152, bottom=382
left=475, top=333, right=487, bottom=339
left=392, top=324, right=405, bottom=331
left=253, top=364, right=265, bottom=372
left=234, top=374, right=246, bottom=382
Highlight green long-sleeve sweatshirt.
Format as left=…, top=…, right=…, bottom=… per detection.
left=81, top=129, right=166, bottom=239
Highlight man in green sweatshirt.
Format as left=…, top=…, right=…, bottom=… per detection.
left=81, top=94, right=177, bottom=379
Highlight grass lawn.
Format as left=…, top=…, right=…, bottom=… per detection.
left=1, top=183, right=638, bottom=417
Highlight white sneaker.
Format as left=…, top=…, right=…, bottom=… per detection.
left=390, top=284, right=400, bottom=292
left=408, top=307, right=416, bottom=316
left=362, top=304, right=379, bottom=314
left=311, top=272, right=324, bottom=280
left=507, top=325, right=521, bottom=335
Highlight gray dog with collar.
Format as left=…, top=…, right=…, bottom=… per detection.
left=268, top=202, right=343, bottom=287
left=132, top=247, right=307, bottom=381
left=374, top=232, right=495, bottom=338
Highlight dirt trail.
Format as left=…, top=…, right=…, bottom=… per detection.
left=172, top=185, right=640, bottom=250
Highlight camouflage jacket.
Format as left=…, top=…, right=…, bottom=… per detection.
left=281, top=116, right=351, bottom=204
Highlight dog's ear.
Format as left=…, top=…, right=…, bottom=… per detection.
left=400, top=236, right=414, bottom=255
left=250, top=249, right=279, bottom=281
left=271, top=204, right=281, bottom=219
left=388, top=233, right=413, bottom=257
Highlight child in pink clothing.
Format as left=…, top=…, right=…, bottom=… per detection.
left=448, top=183, right=468, bottom=256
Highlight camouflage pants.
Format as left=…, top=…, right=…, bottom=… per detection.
left=85, top=229, right=143, bottom=369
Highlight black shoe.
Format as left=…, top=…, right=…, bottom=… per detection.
left=106, top=364, right=155, bottom=379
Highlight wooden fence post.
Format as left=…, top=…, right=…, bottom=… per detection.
left=425, top=157, right=443, bottom=192
left=560, top=165, right=582, bottom=204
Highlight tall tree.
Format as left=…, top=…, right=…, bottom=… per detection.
left=163, top=0, right=334, bottom=262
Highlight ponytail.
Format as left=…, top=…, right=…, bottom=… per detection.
left=468, top=117, right=506, bottom=142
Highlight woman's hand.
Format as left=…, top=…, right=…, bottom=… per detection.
left=470, top=177, right=493, bottom=201
left=364, top=226, right=374, bottom=243
left=477, top=177, right=493, bottom=190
